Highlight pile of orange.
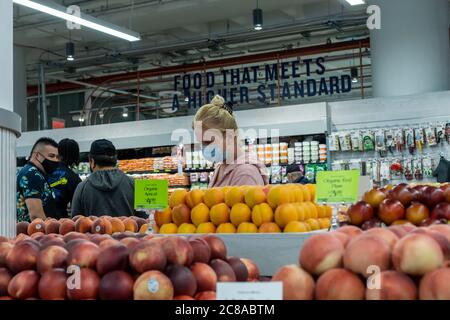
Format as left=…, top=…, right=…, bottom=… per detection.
left=155, top=184, right=332, bottom=234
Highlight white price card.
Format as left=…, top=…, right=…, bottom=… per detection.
left=216, top=282, right=282, bottom=300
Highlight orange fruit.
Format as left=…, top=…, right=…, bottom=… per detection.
left=210, top=203, right=231, bottom=226
left=258, top=222, right=281, bottom=233
left=251, top=203, right=274, bottom=227
left=237, top=222, right=258, bottom=233
left=244, top=187, right=266, bottom=209
left=230, top=203, right=252, bottom=227
left=224, top=187, right=245, bottom=207
left=203, top=188, right=224, bottom=208
left=284, top=221, right=309, bottom=233
left=159, top=223, right=178, bottom=234
left=294, top=203, right=306, bottom=221
left=155, top=207, right=172, bottom=227
left=178, top=223, right=197, bottom=234
left=274, top=203, right=298, bottom=228
left=196, top=222, right=216, bottom=234
left=169, top=189, right=188, bottom=208
left=318, top=218, right=331, bottom=230
left=185, top=189, right=205, bottom=209
left=191, top=203, right=210, bottom=226
left=305, top=218, right=320, bottom=231
left=305, top=202, right=318, bottom=219
left=216, top=223, right=237, bottom=234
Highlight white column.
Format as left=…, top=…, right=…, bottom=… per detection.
left=369, top=0, right=449, bottom=97
left=14, top=45, right=27, bottom=132
left=0, top=0, right=21, bottom=238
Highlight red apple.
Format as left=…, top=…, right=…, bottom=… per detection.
left=431, top=203, right=450, bottom=221
left=388, top=185, right=414, bottom=207
left=423, top=186, right=445, bottom=209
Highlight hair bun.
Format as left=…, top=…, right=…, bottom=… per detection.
left=211, top=95, right=225, bottom=107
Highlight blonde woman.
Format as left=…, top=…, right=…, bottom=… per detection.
left=193, top=95, right=269, bottom=187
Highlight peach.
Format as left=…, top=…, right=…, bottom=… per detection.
left=6, top=240, right=40, bottom=273
left=59, top=220, right=75, bottom=235
left=98, top=239, right=121, bottom=250
left=134, top=218, right=147, bottom=231
left=230, top=203, right=251, bottom=227
left=169, top=189, right=188, bottom=208
left=224, top=187, right=245, bottom=207
left=0, top=242, right=13, bottom=268
left=186, top=189, right=205, bottom=209
left=244, top=187, right=266, bottom=209
left=129, top=241, right=167, bottom=273
left=366, top=270, right=417, bottom=300
left=89, top=234, right=111, bottom=246
left=91, top=217, right=113, bottom=235
left=120, top=237, right=140, bottom=251
left=123, top=218, right=139, bottom=233
left=67, top=241, right=100, bottom=269
left=133, top=270, right=174, bottom=300
left=71, top=215, right=84, bottom=222
left=343, top=235, right=391, bottom=277
left=189, top=237, right=211, bottom=264
left=426, top=230, right=450, bottom=260
left=63, top=231, right=90, bottom=243
left=336, top=225, right=363, bottom=239
left=7, top=270, right=39, bottom=300
left=299, top=233, right=344, bottom=275
left=67, top=268, right=100, bottom=300
left=419, top=268, right=450, bottom=300
left=166, top=265, right=197, bottom=297
left=272, top=265, right=314, bottom=300
left=16, top=221, right=29, bottom=235
left=0, top=268, right=12, bottom=296
left=195, top=291, right=216, bottom=300
left=210, top=259, right=236, bottom=282
left=190, top=262, right=217, bottom=292
left=110, top=218, right=126, bottom=234
left=75, top=217, right=94, bottom=233
left=240, top=258, right=260, bottom=281
left=155, top=208, right=172, bottom=227
left=315, top=268, right=365, bottom=300
left=428, top=224, right=450, bottom=242
left=96, top=244, right=129, bottom=275
left=364, top=227, right=399, bottom=250
left=227, top=257, right=248, bottom=282
left=30, top=232, right=45, bottom=240
left=161, top=237, right=194, bottom=266
left=392, top=233, right=444, bottom=276
left=45, top=220, right=61, bottom=235
left=99, top=270, right=134, bottom=300
left=38, top=269, right=67, bottom=300
left=331, top=232, right=350, bottom=248
left=388, top=225, right=408, bottom=238
left=172, top=204, right=191, bottom=226
left=258, top=222, right=281, bottom=233
left=201, top=235, right=227, bottom=260
left=203, top=188, right=224, bottom=209
left=27, top=219, right=45, bottom=235
left=37, top=245, right=68, bottom=274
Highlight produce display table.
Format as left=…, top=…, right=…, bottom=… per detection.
left=214, top=231, right=327, bottom=276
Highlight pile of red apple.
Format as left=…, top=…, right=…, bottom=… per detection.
left=271, top=224, right=450, bottom=300
left=0, top=232, right=260, bottom=300
left=346, top=184, right=450, bottom=229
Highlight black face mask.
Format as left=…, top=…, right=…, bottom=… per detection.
left=39, top=154, right=60, bottom=174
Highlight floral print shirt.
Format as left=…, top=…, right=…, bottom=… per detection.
left=16, top=163, right=56, bottom=222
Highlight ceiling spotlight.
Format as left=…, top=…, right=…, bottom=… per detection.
left=253, top=8, right=263, bottom=31
left=351, top=67, right=359, bottom=83
left=184, top=97, right=189, bottom=102
left=66, top=42, right=75, bottom=61
left=345, top=0, right=365, bottom=5
left=122, top=108, right=128, bottom=118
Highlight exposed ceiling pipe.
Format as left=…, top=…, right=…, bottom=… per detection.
left=28, top=38, right=370, bottom=96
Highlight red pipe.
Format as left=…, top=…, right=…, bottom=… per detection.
left=28, top=38, right=370, bottom=96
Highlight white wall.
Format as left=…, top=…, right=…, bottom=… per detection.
left=0, top=0, right=13, bottom=112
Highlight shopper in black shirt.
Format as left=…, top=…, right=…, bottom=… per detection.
left=47, top=139, right=82, bottom=219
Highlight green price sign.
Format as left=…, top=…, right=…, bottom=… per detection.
left=134, top=180, right=168, bottom=210
left=315, top=170, right=360, bottom=203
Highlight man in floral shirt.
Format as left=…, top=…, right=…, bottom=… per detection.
left=17, top=137, right=59, bottom=222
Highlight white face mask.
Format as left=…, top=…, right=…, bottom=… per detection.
left=202, top=144, right=225, bottom=163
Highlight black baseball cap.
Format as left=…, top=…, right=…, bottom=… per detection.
left=89, top=139, right=116, bottom=156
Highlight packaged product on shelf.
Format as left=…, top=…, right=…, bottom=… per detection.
left=436, top=122, right=446, bottom=144
left=389, top=158, right=403, bottom=180
left=362, top=130, right=375, bottom=151
left=424, top=125, right=437, bottom=146
left=190, top=172, right=199, bottom=183
left=304, top=164, right=316, bottom=182
left=380, top=160, right=391, bottom=182
left=281, top=166, right=288, bottom=184
left=371, top=160, right=380, bottom=184
left=288, top=148, right=295, bottom=163
left=404, top=158, right=413, bottom=181
left=271, top=166, right=281, bottom=184
left=329, top=133, right=340, bottom=151
left=412, top=158, right=423, bottom=180
left=350, top=131, right=362, bottom=151
left=338, top=132, right=352, bottom=151
left=280, top=142, right=288, bottom=157
left=375, top=129, right=386, bottom=152
left=394, top=128, right=405, bottom=152
left=192, top=151, right=200, bottom=168
left=199, top=153, right=207, bottom=168
left=406, top=128, right=415, bottom=154
left=199, top=172, right=209, bottom=183
left=422, top=156, right=434, bottom=178
left=385, top=129, right=395, bottom=154
left=185, top=151, right=192, bottom=169
left=348, top=159, right=361, bottom=172
left=415, top=127, right=425, bottom=152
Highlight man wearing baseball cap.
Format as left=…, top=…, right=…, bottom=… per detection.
left=71, top=139, right=135, bottom=217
